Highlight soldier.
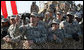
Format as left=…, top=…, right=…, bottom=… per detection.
left=74, top=12, right=82, bottom=23
left=21, top=12, right=47, bottom=49
left=56, top=11, right=63, bottom=23
left=47, top=19, right=64, bottom=43
left=30, top=2, right=39, bottom=13
left=74, top=14, right=82, bottom=36
left=1, top=18, right=9, bottom=39
left=2, top=15, right=23, bottom=49
left=48, top=4, right=56, bottom=18
left=43, top=11, right=54, bottom=29
left=59, top=12, right=80, bottom=41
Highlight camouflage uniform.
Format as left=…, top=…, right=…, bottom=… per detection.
left=59, top=20, right=73, bottom=38
left=74, top=13, right=83, bottom=36
left=59, top=19, right=81, bottom=40
left=72, top=20, right=82, bottom=36
left=38, top=20, right=48, bottom=31
left=48, top=28, right=64, bottom=43
left=20, top=22, right=47, bottom=49
left=59, top=12, right=77, bottom=38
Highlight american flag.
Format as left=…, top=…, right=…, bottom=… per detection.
left=1, top=1, right=18, bottom=18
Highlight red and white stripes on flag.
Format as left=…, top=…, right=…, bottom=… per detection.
left=1, top=1, right=18, bottom=18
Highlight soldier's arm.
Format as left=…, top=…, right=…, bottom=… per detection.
left=33, top=27, right=47, bottom=44
left=11, top=35, right=22, bottom=42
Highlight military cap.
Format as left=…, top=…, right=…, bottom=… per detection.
left=51, top=19, right=59, bottom=25
left=1, top=18, right=8, bottom=22
left=10, top=15, right=16, bottom=19
left=30, top=12, right=39, bottom=17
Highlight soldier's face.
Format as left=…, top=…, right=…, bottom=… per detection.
left=66, top=16, right=69, bottom=22
left=30, top=17, right=38, bottom=23
left=15, top=16, right=20, bottom=22
left=57, top=14, right=62, bottom=20
left=10, top=18, right=16, bottom=24
left=49, top=12, right=53, bottom=17
left=1, top=22, right=5, bottom=27
left=45, top=14, right=49, bottom=19
left=52, top=24, right=59, bottom=30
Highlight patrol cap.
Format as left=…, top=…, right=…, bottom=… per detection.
left=30, top=12, right=39, bottom=17
left=51, top=19, right=59, bottom=25
left=10, top=15, right=16, bottom=19
left=1, top=18, right=8, bottom=22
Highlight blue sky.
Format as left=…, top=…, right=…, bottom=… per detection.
left=1, top=1, right=83, bottom=16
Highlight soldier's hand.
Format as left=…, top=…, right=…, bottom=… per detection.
left=23, top=40, right=30, bottom=49
left=53, top=34, right=57, bottom=40
left=3, top=37, right=7, bottom=41
left=23, top=40, right=30, bottom=47
left=6, top=38, right=11, bottom=42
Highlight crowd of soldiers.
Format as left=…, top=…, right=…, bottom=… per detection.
left=1, top=2, right=83, bottom=49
